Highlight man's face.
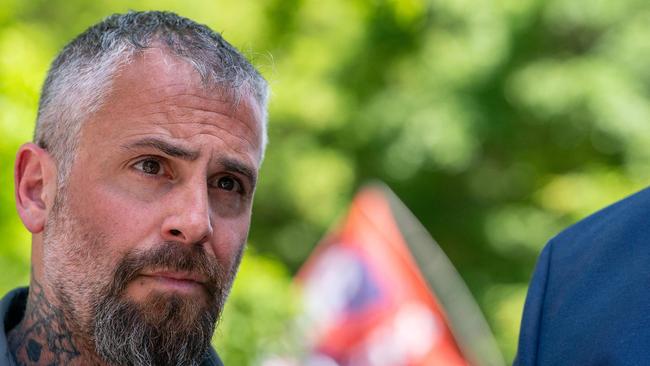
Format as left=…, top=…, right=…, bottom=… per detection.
left=41, top=48, right=263, bottom=364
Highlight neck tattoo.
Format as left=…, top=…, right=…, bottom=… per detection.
left=8, top=280, right=83, bottom=366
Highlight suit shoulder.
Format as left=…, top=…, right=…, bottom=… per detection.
left=549, top=185, right=650, bottom=256
left=530, top=186, right=650, bottom=364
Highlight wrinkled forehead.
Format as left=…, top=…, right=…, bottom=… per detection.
left=85, top=48, right=265, bottom=158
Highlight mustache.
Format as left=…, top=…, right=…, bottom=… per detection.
left=108, top=242, right=225, bottom=299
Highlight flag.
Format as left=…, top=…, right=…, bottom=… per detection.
left=292, top=183, right=504, bottom=366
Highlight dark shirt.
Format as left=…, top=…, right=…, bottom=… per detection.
left=0, top=287, right=224, bottom=366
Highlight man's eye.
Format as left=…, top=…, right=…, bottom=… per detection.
left=134, top=159, right=163, bottom=175
left=216, top=176, right=240, bottom=192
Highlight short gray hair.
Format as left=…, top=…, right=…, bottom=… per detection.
left=34, top=11, right=269, bottom=186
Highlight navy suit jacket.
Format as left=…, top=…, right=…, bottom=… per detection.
left=515, top=187, right=650, bottom=365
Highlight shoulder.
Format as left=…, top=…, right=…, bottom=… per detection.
left=551, top=185, right=650, bottom=254
left=522, top=186, right=650, bottom=364
left=0, top=287, right=29, bottom=366
left=203, top=346, right=225, bottom=366
left=543, top=186, right=650, bottom=290
left=0, top=287, right=28, bottom=334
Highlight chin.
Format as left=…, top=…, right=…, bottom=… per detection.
left=92, top=289, right=220, bottom=366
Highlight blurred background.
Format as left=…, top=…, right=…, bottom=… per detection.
left=1, top=0, right=649, bottom=364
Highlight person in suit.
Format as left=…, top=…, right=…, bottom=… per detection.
left=515, top=187, right=650, bottom=365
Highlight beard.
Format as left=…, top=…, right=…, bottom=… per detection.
left=91, top=241, right=234, bottom=366
left=43, top=189, right=244, bottom=366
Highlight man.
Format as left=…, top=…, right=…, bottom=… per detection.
left=1, top=11, right=268, bottom=366
left=515, top=187, right=650, bottom=365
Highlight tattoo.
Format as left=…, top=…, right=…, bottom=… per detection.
left=8, top=280, right=81, bottom=365
left=26, top=339, right=41, bottom=362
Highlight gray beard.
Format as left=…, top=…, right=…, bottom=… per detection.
left=93, top=291, right=217, bottom=366
left=88, top=241, right=232, bottom=366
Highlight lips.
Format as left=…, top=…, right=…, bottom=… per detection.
left=142, top=271, right=207, bottom=284
left=137, top=271, right=209, bottom=293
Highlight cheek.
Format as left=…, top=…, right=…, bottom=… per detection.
left=68, top=182, right=160, bottom=256
left=42, top=202, right=115, bottom=311
left=209, top=216, right=250, bottom=265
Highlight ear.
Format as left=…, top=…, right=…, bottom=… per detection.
left=14, top=143, right=59, bottom=233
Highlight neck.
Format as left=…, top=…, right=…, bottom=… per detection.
left=8, top=279, right=104, bottom=366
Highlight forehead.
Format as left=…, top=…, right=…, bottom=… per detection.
left=79, top=48, right=264, bottom=164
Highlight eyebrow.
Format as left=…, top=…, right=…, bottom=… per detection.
left=121, top=137, right=258, bottom=188
left=122, top=137, right=200, bottom=161
left=222, top=157, right=258, bottom=189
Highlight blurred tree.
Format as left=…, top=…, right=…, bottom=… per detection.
left=0, top=0, right=649, bottom=362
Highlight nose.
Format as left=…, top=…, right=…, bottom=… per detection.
left=161, top=182, right=213, bottom=245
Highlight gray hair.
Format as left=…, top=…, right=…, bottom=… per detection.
left=34, top=11, right=269, bottom=186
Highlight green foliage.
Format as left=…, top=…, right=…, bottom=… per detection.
left=213, top=250, right=298, bottom=365
left=1, top=0, right=649, bottom=363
